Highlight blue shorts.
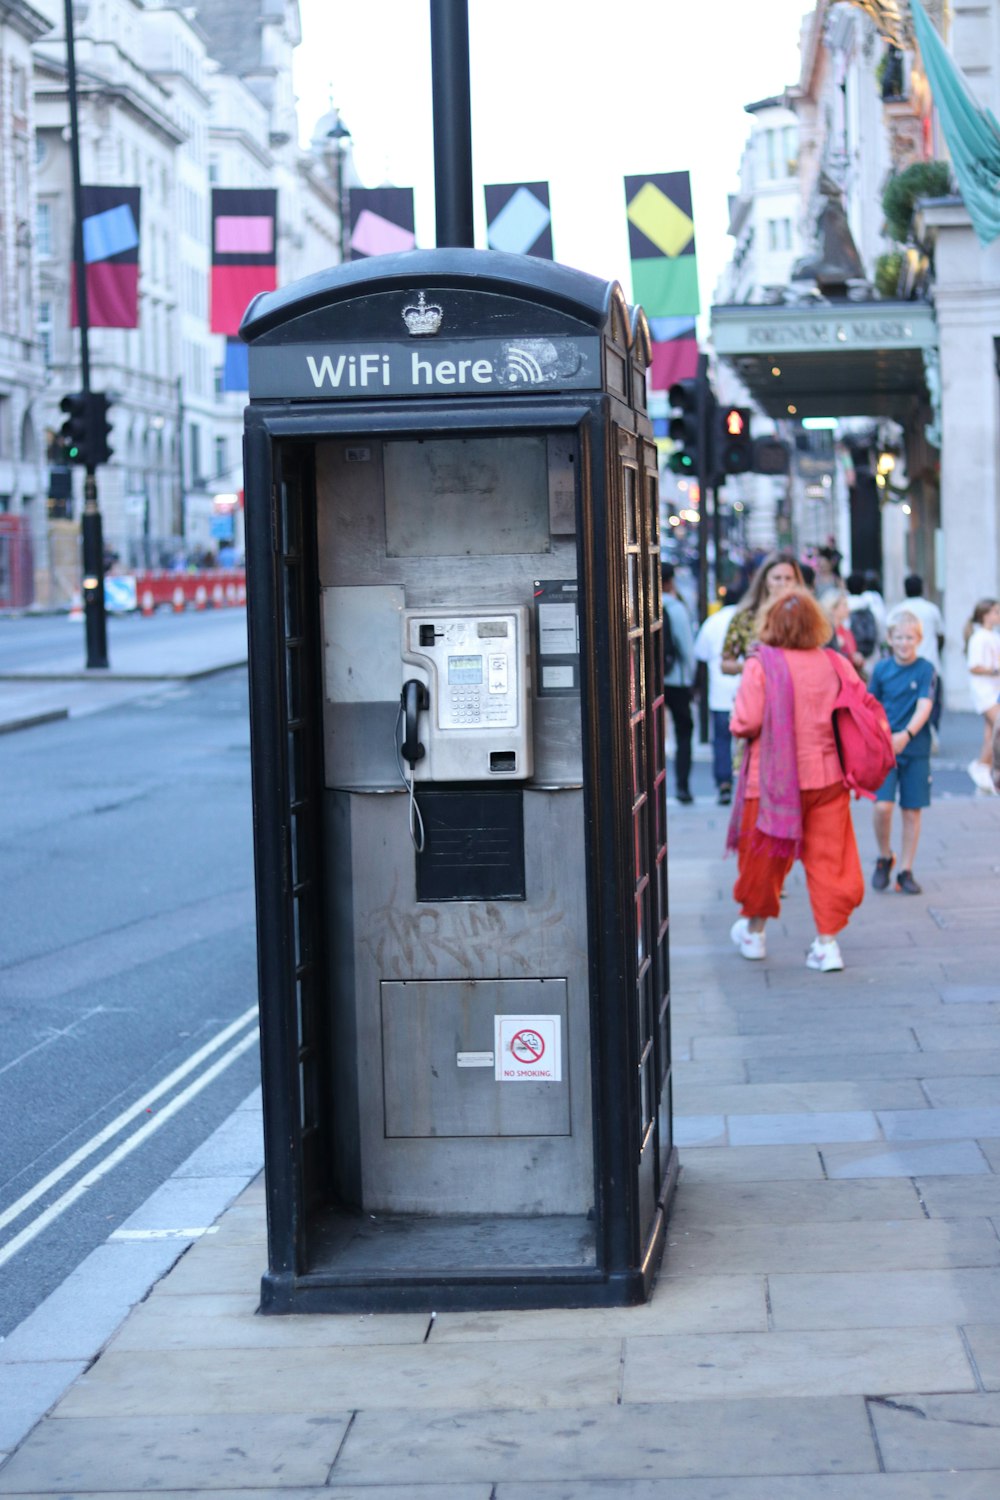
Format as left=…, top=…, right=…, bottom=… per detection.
left=876, top=754, right=931, bottom=809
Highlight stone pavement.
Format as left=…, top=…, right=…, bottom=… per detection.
left=1, top=776, right=998, bottom=1497
left=0, top=609, right=249, bottom=733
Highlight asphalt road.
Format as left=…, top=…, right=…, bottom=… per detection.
left=0, top=662, right=260, bottom=1337
left=0, top=607, right=237, bottom=672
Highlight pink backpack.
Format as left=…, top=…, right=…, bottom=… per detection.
left=828, top=652, right=896, bottom=799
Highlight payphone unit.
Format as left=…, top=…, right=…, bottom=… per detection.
left=400, top=606, right=532, bottom=782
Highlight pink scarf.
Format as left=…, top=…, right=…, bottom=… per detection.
left=725, top=643, right=803, bottom=860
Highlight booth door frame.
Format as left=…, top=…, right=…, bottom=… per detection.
left=246, top=398, right=675, bottom=1305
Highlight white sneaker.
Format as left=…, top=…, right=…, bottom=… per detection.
left=731, top=917, right=766, bottom=960
left=968, top=759, right=993, bottom=793
left=806, top=937, right=843, bottom=973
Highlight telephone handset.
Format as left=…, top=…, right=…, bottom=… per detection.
left=400, top=607, right=532, bottom=782
left=400, top=679, right=429, bottom=769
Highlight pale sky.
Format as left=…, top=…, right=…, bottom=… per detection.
left=293, top=0, right=813, bottom=319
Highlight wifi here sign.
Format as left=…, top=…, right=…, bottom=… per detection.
left=248, top=336, right=601, bottom=400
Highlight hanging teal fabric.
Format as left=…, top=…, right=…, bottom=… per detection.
left=910, top=0, right=1000, bottom=246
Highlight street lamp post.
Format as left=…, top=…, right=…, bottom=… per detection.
left=64, top=0, right=108, bottom=668
left=325, top=117, right=352, bottom=263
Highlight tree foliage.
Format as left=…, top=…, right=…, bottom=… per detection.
left=882, top=161, right=953, bottom=243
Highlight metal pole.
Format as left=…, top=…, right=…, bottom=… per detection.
left=694, top=352, right=709, bottom=628
left=429, top=0, right=475, bottom=248
left=176, top=375, right=186, bottom=543
left=65, top=0, right=108, bottom=669
left=694, top=353, right=712, bottom=743
left=334, top=144, right=346, bottom=262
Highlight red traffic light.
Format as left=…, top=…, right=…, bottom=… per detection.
left=717, top=406, right=752, bottom=475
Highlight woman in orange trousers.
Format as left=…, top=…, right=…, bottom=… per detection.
left=726, top=587, right=865, bottom=973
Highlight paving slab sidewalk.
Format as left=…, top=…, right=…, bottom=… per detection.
left=0, top=796, right=998, bottom=1497
left=0, top=610, right=248, bottom=730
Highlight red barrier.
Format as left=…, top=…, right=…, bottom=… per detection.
left=132, top=570, right=246, bottom=613
left=0, top=516, right=34, bottom=609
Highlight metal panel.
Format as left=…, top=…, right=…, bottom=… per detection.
left=381, top=978, right=570, bottom=1138
left=326, top=784, right=592, bottom=1216
left=384, top=436, right=551, bottom=557
left=322, top=585, right=405, bottom=703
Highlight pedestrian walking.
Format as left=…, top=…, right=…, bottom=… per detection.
left=693, top=600, right=739, bottom=805
left=845, top=570, right=883, bottom=674
left=726, top=587, right=865, bottom=974
left=661, top=561, right=695, bottom=804
left=964, top=597, right=1000, bottom=793
left=868, top=611, right=936, bottom=895
left=720, top=552, right=803, bottom=675
left=821, top=588, right=866, bottom=675
left=863, top=570, right=889, bottom=641
left=887, top=575, right=944, bottom=734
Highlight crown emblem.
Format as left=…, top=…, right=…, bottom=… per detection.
left=402, top=290, right=443, bottom=336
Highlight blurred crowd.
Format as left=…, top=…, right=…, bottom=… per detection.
left=661, top=545, right=1000, bottom=975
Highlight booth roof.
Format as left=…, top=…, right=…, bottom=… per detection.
left=239, top=247, right=624, bottom=343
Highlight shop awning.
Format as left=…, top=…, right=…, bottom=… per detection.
left=710, top=299, right=937, bottom=419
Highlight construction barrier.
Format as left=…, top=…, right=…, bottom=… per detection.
left=133, top=569, right=246, bottom=616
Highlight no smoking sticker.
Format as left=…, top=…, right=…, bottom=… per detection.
left=494, top=1015, right=562, bottom=1082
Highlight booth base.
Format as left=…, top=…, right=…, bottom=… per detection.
left=309, top=1207, right=597, bottom=1272
left=258, top=1152, right=678, bottom=1315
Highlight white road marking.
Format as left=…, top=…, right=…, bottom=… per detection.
left=108, top=1226, right=220, bottom=1241
left=0, top=1007, right=258, bottom=1240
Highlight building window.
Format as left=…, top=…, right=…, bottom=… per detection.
left=214, top=435, right=227, bottom=477
left=36, top=202, right=52, bottom=258
left=38, top=300, right=53, bottom=365
left=784, top=125, right=798, bottom=172
left=188, top=421, right=202, bottom=485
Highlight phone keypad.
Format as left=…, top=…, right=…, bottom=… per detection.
left=449, top=687, right=481, bottom=723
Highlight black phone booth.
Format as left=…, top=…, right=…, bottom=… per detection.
left=240, top=248, right=677, bottom=1312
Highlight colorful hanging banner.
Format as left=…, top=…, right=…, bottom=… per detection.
left=485, top=181, right=553, bottom=258
left=222, top=338, right=250, bottom=392
left=211, top=188, right=278, bottom=336
left=624, top=171, right=699, bottom=390
left=71, top=186, right=141, bottom=329
left=348, top=187, right=416, bottom=259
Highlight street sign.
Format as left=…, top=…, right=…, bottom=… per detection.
left=753, top=437, right=790, bottom=475
left=494, top=1014, right=562, bottom=1082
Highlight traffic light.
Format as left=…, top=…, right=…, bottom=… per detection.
left=718, top=406, right=753, bottom=474
left=57, top=391, right=114, bottom=468
left=88, top=392, right=114, bottom=467
left=667, top=378, right=699, bottom=476
left=59, top=392, right=89, bottom=465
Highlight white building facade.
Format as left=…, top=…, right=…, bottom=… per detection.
left=23, top=0, right=346, bottom=601
left=0, top=0, right=56, bottom=605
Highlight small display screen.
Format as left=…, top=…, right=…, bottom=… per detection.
left=448, top=654, right=483, bottom=685
left=477, top=621, right=508, bottom=638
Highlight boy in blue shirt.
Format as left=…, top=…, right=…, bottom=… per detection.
left=869, top=611, right=936, bottom=894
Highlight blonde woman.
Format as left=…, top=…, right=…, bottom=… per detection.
left=721, top=553, right=803, bottom=676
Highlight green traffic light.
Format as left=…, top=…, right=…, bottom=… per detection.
left=668, top=452, right=694, bottom=475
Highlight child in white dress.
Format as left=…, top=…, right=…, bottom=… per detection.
left=964, top=598, right=1000, bottom=793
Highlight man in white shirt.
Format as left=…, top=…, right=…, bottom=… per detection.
left=888, top=574, right=944, bottom=731
left=693, top=601, right=739, bottom=805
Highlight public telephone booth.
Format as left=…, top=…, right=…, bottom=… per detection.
left=240, top=248, right=677, bottom=1312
